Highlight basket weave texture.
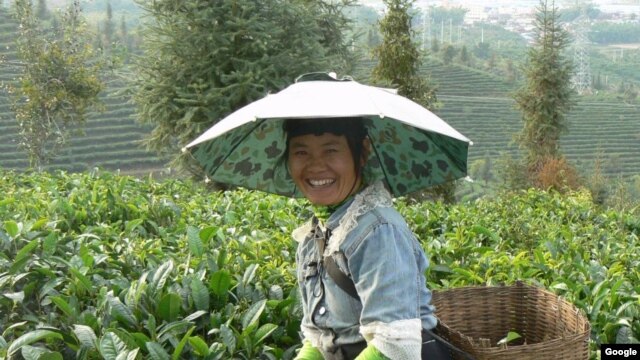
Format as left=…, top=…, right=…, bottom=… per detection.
left=432, top=281, right=590, bottom=360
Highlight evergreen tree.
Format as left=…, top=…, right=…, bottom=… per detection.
left=440, top=43, right=457, bottom=64
left=372, top=0, right=457, bottom=202
left=36, top=0, right=48, bottom=20
left=458, top=44, right=470, bottom=65
left=132, top=0, right=354, bottom=173
left=103, top=1, right=114, bottom=48
left=430, top=36, right=440, bottom=53
left=513, top=0, right=575, bottom=188
left=9, top=0, right=104, bottom=169
left=372, top=0, right=436, bottom=109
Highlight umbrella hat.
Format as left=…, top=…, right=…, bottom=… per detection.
left=183, top=73, right=472, bottom=197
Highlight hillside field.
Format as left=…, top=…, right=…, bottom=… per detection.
left=1, top=8, right=639, bottom=185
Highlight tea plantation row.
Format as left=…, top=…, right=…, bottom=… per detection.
left=0, top=170, right=638, bottom=359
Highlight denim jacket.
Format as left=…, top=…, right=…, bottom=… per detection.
left=293, top=182, right=437, bottom=360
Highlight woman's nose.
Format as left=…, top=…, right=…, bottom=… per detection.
left=306, top=154, right=326, bottom=171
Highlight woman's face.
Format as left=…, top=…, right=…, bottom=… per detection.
left=288, top=132, right=361, bottom=206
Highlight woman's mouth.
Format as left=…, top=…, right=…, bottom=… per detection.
left=307, top=179, right=336, bottom=187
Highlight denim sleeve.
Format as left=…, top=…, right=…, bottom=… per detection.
left=345, top=222, right=426, bottom=325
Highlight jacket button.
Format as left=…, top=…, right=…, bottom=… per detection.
left=318, top=306, right=326, bottom=315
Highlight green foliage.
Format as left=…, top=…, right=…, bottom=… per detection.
left=0, top=170, right=638, bottom=359
left=131, top=0, right=355, bottom=174
left=7, top=0, right=105, bottom=170
left=372, top=0, right=437, bottom=109
left=372, top=0, right=457, bottom=203
left=0, top=169, right=307, bottom=359
left=513, top=0, right=575, bottom=186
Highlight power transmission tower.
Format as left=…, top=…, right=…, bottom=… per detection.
left=422, top=6, right=429, bottom=51
left=570, top=1, right=592, bottom=95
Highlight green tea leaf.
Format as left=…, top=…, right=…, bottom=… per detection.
left=2, top=291, right=24, bottom=302
left=157, top=321, right=192, bottom=341
left=158, top=293, right=182, bottom=322
left=21, top=345, right=63, bottom=360
left=4, top=220, right=19, bottom=238
left=73, top=324, right=97, bottom=349
left=125, top=219, right=144, bottom=234
left=11, top=238, right=39, bottom=273
left=8, top=329, right=63, bottom=356
left=616, top=326, right=633, bottom=344
left=242, top=263, right=259, bottom=286
left=187, top=226, right=204, bottom=257
left=146, top=342, right=170, bottom=360
left=220, top=325, right=236, bottom=354
left=451, top=268, right=484, bottom=283
left=184, top=310, right=207, bottom=322
left=210, top=270, right=231, bottom=297
left=116, top=348, right=140, bottom=360
left=190, top=278, right=209, bottom=311
left=108, top=296, right=137, bottom=328
left=254, top=323, right=278, bottom=345
left=188, top=336, right=210, bottom=356
left=199, top=226, right=217, bottom=242
left=99, top=332, right=128, bottom=360
left=242, top=299, right=266, bottom=330
left=29, top=218, right=48, bottom=232
left=171, top=326, right=195, bottom=360
left=150, top=261, right=174, bottom=296
left=69, top=268, right=94, bottom=295
left=50, top=296, right=75, bottom=318
left=42, top=232, right=58, bottom=256
left=497, top=331, right=522, bottom=346
left=269, top=285, right=283, bottom=300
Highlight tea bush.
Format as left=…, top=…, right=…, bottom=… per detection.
left=0, top=170, right=638, bottom=359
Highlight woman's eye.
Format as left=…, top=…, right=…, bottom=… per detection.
left=294, top=150, right=307, bottom=156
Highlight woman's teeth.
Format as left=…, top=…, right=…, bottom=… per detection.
left=309, top=179, right=335, bottom=187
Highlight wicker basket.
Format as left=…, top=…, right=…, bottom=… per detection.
left=432, top=281, right=590, bottom=360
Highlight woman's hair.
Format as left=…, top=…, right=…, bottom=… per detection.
left=283, top=117, right=368, bottom=176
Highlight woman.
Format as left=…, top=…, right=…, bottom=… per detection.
left=285, top=117, right=445, bottom=360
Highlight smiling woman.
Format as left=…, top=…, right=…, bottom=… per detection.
left=283, top=118, right=455, bottom=360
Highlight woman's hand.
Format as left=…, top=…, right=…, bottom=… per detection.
left=294, top=341, right=324, bottom=360
left=355, top=344, right=390, bottom=360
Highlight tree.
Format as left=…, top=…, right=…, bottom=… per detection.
left=372, top=0, right=436, bottom=108
left=8, top=0, right=104, bottom=170
left=372, top=0, right=458, bottom=202
left=513, top=0, right=576, bottom=189
left=131, top=0, right=355, bottom=174
left=430, top=36, right=440, bottom=53
left=36, top=0, right=48, bottom=20
left=440, top=43, right=457, bottom=64
left=103, top=0, right=114, bottom=48
left=458, top=44, right=470, bottom=65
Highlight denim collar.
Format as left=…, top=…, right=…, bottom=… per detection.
left=325, top=196, right=355, bottom=231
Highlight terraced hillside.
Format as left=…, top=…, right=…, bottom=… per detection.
left=1, top=9, right=638, bottom=181
left=0, top=10, right=167, bottom=176
left=356, top=59, right=640, bottom=180
left=430, top=61, right=640, bottom=179
left=437, top=95, right=640, bottom=179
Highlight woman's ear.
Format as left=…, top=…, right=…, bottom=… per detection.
left=361, top=137, right=371, bottom=166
